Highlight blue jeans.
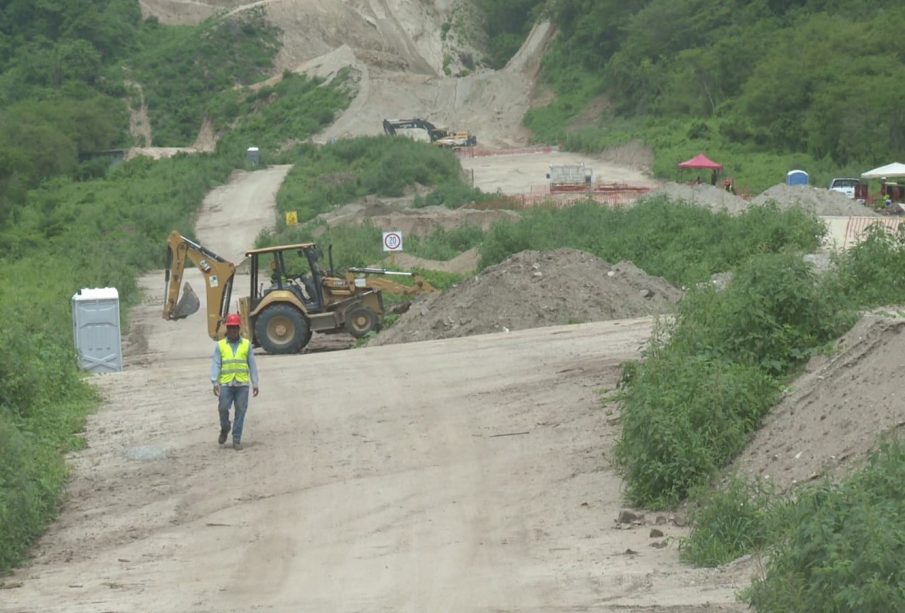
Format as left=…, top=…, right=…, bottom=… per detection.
left=218, top=385, right=249, bottom=443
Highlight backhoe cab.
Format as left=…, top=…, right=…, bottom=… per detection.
left=163, top=232, right=384, bottom=354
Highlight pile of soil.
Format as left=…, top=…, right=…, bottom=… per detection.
left=644, top=182, right=750, bottom=215
left=370, top=248, right=682, bottom=345
left=752, top=184, right=878, bottom=216
left=731, top=310, right=905, bottom=492
left=642, top=182, right=879, bottom=218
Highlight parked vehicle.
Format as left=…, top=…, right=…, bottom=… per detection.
left=829, top=178, right=867, bottom=200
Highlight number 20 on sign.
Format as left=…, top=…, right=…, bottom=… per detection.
left=383, top=231, right=403, bottom=252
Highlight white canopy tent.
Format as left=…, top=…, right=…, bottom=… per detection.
left=861, top=162, right=905, bottom=180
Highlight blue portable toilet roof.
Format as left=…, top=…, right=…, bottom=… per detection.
left=786, top=169, right=809, bottom=186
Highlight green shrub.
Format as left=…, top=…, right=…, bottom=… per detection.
left=670, top=252, right=851, bottom=375
left=216, top=71, right=353, bottom=165
left=681, top=476, right=784, bottom=567
left=130, top=10, right=281, bottom=145
left=275, top=137, right=462, bottom=224
left=405, top=224, right=485, bottom=261
left=616, top=349, right=779, bottom=508
left=824, top=224, right=905, bottom=308
left=413, top=181, right=496, bottom=209
left=746, top=440, right=905, bottom=612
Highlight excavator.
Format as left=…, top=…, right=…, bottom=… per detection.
left=383, top=118, right=476, bottom=148
left=163, top=231, right=386, bottom=354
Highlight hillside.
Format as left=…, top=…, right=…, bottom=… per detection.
left=140, top=0, right=551, bottom=148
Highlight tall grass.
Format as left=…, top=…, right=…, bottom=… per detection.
left=273, top=137, right=463, bottom=227
left=479, top=198, right=823, bottom=287
left=0, top=154, right=231, bottom=571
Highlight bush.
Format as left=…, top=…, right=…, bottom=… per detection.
left=745, top=440, right=905, bottom=611
left=681, top=476, right=784, bottom=567
left=670, top=252, right=851, bottom=375
left=616, top=349, right=779, bottom=508
left=824, top=224, right=905, bottom=308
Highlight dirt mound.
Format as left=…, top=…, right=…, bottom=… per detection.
left=732, top=310, right=905, bottom=492
left=752, top=184, right=878, bottom=216
left=644, top=182, right=750, bottom=215
left=370, top=248, right=682, bottom=345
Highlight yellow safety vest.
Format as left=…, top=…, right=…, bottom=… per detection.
left=218, top=338, right=251, bottom=385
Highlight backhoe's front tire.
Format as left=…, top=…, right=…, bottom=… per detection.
left=254, top=305, right=310, bottom=354
left=344, top=306, right=379, bottom=338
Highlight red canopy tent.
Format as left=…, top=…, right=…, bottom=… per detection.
left=677, top=153, right=723, bottom=170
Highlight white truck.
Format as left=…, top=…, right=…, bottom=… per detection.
left=828, top=178, right=863, bottom=200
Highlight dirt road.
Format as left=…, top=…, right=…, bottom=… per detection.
left=3, top=166, right=750, bottom=612
left=7, top=316, right=750, bottom=612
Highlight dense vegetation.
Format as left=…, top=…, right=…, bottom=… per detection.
left=527, top=0, right=905, bottom=192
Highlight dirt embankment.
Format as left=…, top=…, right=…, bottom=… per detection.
left=372, top=248, right=683, bottom=346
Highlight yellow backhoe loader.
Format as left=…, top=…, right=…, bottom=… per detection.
left=163, top=231, right=385, bottom=354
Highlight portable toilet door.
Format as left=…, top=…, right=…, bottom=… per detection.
left=72, top=287, right=123, bottom=374
left=786, top=169, right=809, bottom=186
left=246, top=146, right=260, bottom=167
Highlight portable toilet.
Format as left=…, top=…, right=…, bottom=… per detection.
left=246, top=146, right=260, bottom=167
left=786, top=169, right=809, bottom=186
left=71, top=287, right=123, bottom=374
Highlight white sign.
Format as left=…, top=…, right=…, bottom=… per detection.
left=383, top=231, right=403, bottom=252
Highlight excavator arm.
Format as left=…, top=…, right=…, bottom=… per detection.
left=163, top=231, right=237, bottom=340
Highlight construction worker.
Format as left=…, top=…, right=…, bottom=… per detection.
left=211, top=313, right=259, bottom=450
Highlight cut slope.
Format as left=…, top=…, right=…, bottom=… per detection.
left=140, top=0, right=555, bottom=149
left=732, top=311, right=905, bottom=492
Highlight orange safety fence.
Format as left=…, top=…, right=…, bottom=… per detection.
left=455, top=146, right=558, bottom=158
left=469, top=185, right=653, bottom=210
left=844, top=216, right=903, bottom=245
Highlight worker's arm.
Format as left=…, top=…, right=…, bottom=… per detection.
left=210, top=346, right=222, bottom=396
left=248, top=348, right=260, bottom=397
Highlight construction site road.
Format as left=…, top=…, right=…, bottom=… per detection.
left=4, top=162, right=749, bottom=612
left=3, top=315, right=749, bottom=612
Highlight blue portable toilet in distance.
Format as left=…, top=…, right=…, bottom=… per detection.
left=786, top=169, right=809, bottom=186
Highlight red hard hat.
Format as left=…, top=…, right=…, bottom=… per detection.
left=225, top=313, right=241, bottom=327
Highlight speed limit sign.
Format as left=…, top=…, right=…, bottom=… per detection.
left=382, top=231, right=403, bottom=252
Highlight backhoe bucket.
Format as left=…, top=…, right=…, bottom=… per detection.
left=172, top=282, right=200, bottom=319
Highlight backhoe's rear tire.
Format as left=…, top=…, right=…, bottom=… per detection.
left=344, top=306, right=379, bottom=338
left=254, top=305, right=310, bottom=354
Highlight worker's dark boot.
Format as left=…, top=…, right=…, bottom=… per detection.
left=218, top=428, right=229, bottom=445
left=232, top=440, right=243, bottom=451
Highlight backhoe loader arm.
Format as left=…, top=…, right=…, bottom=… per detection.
left=345, top=267, right=436, bottom=295
left=163, top=231, right=237, bottom=340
